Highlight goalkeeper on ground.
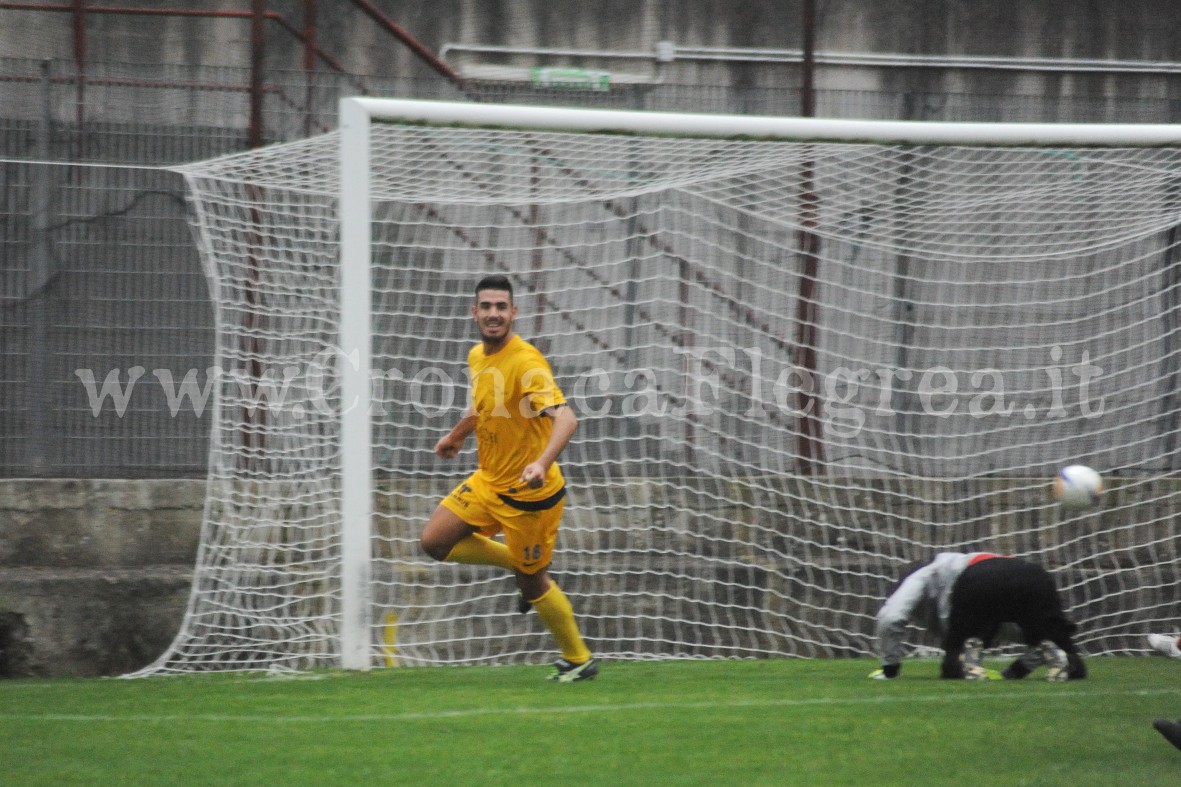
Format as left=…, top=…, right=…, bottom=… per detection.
left=871, top=552, right=1087, bottom=681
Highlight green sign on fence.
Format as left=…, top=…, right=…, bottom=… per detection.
left=530, top=67, right=611, bottom=92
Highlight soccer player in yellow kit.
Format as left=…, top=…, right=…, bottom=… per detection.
left=420, top=274, right=597, bottom=681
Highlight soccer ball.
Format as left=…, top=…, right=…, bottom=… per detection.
left=1053, top=464, right=1103, bottom=510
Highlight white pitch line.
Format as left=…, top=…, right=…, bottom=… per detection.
left=0, top=687, right=1177, bottom=724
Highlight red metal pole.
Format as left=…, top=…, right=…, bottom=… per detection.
left=0, top=2, right=259, bottom=17
left=302, top=0, right=316, bottom=137
left=795, top=0, right=824, bottom=473
left=72, top=0, right=85, bottom=157
left=250, top=0, right=265, bottom=148
left=801, top=0, right=815, bottom=117
left=345, top=0, right=465, bottom=85
left=0, top=2, right=391, bottom=92
left=243, top=0, right=267, bottom=465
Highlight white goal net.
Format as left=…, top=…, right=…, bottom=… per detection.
left=138, top=99, right=1181, bottom=674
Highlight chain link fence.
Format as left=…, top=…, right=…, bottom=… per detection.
left=3, top=54, right=1180, bottom=477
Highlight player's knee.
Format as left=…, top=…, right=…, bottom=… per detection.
left=514, top=569, right=550, bottom=603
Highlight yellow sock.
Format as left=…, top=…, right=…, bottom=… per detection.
left=443, top=534, right=514, bottom=570
left=532, top=583, right=592, bottom=664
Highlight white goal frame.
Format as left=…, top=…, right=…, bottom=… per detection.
left=333, top=97, right=1181, bottom=671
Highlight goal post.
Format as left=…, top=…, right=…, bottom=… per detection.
left=338, top=98, right=375, bottom=670
left=138, top=97, right=1181, bottom=675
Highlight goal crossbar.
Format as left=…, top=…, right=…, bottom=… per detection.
left=347, top=96, right=1181, bottom=146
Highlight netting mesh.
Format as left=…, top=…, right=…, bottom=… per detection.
left=138, top=114, right=1181, bottom=673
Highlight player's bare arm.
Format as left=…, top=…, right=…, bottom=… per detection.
left=435, top=408, right=477, bottom=459
left=520, top=404, right=577, bottom=488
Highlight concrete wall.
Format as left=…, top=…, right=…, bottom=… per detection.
left=0, top=480, right=204, bottom=677
left=5, top=474, right=1181, bottom=675
left=3, top=1, right=1180, bottom=107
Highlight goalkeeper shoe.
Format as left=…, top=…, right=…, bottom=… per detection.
left=961, top=637, right=987, bottom=680
left=1153, top=718, right=1181, bottom=752
left=1147, top=633, right=1181, bottom=659
left=547, top=657, right=599, bottom=683
left=1039, top=641, right=1069, bottom=681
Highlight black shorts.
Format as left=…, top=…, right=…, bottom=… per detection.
left=946, top=556, right=1077, bottom=648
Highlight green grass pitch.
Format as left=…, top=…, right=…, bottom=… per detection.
left=2, top=657, right=1179, bottom=785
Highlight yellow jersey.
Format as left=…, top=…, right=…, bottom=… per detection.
left=468, top=334, right=567, bottom=497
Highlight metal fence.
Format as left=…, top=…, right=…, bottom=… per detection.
left=3, top=54, right=1180, bottom=477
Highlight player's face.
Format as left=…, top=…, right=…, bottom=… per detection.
left=472, top=288, right=516, bottom=344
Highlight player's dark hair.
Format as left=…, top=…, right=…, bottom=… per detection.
left=475, top=274, right=513, bottom=302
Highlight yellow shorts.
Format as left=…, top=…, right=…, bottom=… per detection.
left=440, top=472, right=566, bottom=574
